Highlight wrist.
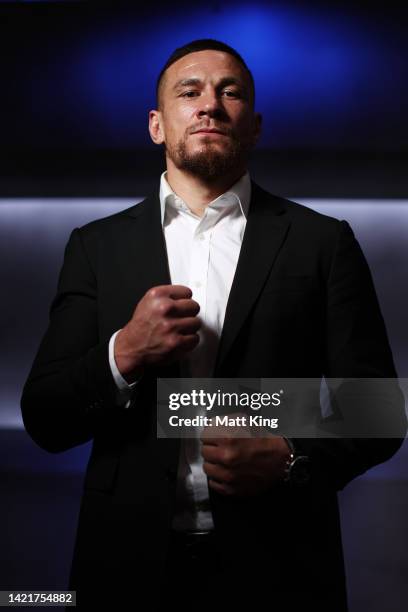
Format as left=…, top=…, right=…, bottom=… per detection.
left=115, top=328, right=145, bottom=383
left=264, top=435, right=293, bottom=482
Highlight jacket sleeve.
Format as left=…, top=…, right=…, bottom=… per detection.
left=20, top=226, right=132, bottom=453
left=292, top=220, right=407, bottom=491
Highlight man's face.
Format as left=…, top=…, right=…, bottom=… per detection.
left=149, top=50, right=261, bottom=181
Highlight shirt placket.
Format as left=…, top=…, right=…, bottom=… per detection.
left=189, top=223, right=210, bottom=322
left=184, top=209, right=215, bottom=526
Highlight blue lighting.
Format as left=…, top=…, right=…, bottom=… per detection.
left=20, top=3, right=407, bottom=150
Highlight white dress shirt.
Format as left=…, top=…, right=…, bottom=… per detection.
left=108, top=170, right=251, bottom=531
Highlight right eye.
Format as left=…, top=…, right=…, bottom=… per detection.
left=181, top=91, right=199, bottom=98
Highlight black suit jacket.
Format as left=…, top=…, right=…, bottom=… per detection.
left=21, top=181, right=406, bottom=610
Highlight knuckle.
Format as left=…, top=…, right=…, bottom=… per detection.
left=165, top=335, right=179, bottom=351
left=157, top=299, right=172, bottom=316
left=148, top=286, right=159, bottom=299
left=224, top=448, right=238, bottom=466
left=222, top=449, right=233, bottom=465
left=160, top=319, right=173, bottom=334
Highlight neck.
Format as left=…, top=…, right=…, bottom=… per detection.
left=165, top=159, right=247, bottom=217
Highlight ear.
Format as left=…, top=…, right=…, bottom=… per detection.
left=149, top=110, right=165, bottom=145
left=252, top=112, right=262, bottom=145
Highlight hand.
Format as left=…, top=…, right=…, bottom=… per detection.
left=114, top=285, right=201, bottom=382
left=201, top=421, right=291, bottom=496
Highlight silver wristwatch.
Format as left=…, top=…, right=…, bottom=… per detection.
left=282, top=437, right=311, bottom=487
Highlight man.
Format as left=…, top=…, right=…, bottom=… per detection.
left=21, top=39, right=406, bottom=611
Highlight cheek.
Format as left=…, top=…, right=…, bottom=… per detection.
left=182, top=103, right=197, bottom=120
left=163, top=106, right=194, bottom=141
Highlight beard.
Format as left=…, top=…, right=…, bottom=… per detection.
left=165, top=132, right=250, bottom=182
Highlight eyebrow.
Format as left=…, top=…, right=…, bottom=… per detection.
left=173, top=78, right=201, bottom=91
left=173, top=76, right=248, bottom=93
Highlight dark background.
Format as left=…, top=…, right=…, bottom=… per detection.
left=1, top=0, right=408, bottom=197
left=0, top=2, right=407, bottom=610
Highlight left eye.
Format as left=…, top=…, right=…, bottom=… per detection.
left=223, top=90, right=239, bottom=97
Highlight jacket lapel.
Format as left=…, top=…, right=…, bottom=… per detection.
left=124, top=191, right=171, bottom=295
left=123, top=191, right=180, bottom=380
left=213, top=181, right=291, bottom=375
left=125, top=192, right=181, bottom=474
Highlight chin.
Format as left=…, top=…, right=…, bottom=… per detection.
left=190, top=143, right=226, bottom=156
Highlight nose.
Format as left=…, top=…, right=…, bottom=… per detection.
left=197, top=90, right=226, bottom=119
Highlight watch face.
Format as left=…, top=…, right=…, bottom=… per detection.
left=290, top=456, right=311, bottom=486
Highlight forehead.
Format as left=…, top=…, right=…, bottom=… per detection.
left=164, top=49, right=248, bottom=86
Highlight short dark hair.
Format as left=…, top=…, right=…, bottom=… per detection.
left=156, top=38, right=255, bottom=108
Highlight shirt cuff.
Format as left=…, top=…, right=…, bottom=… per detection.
left=109, top=330, right=138, bottom=390
left=109, top=330, right=140, bottom=409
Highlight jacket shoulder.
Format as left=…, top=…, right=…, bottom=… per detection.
left=78, top=196, right=152, bottom=236
left=252, top=181, right=345, bottom=242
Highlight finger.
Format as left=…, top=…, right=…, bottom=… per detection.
left=173, top=334, right=200, bottom=353
left=201, top=434, right=229, bottom=446
left=203, top=461, right=234, bottom=484
left=167, top=285, right=194, bottom=300
left=168, top=299, right=200, bottom=317
left=201, top=444, right=225, bottom=463
left=207, top=478, right=235, bottom=496
left=201, top=442, right=240, bottom=468
left=150, top=285, right=193, bottom=300
left=176, top=317, right=202, bottom=334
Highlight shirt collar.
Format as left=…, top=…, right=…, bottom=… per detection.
left=159, top=170, right=251, bottom=226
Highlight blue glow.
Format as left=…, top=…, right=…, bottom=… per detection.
left=23, top=3, right=406, bottom=149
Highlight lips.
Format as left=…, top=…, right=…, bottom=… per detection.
left=196, top=129, right=223, bottom=133
left=191, top=126, right=227, bottom=135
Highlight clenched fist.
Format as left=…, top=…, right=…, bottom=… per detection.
left=114, top=285, right=201, bottom=383
left=201, top=423, right=291, bottom=497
